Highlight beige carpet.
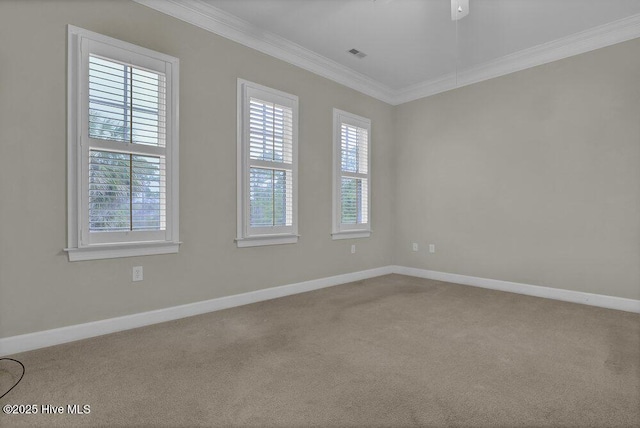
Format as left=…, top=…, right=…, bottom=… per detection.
left=1, top=274, right=639, bottom=427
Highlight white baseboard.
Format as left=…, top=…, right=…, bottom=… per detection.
left=392, top=266, right=640, bottom=314
left=0, top=266, right=394, bottom=356
left=2, top=265, right=637, bottom=356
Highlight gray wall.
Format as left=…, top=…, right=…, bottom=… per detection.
left=0, top=0, right=395, bottom=338
left=394, top=38, right=640, bottom=300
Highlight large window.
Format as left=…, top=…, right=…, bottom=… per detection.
left=66, top=26, right=180, bottom=261
left=332, top=109, right=371, bottom=239
left=237, top=80, right=298, bottom=247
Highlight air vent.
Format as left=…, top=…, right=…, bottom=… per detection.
left=348, top=48, right=367, bottom=59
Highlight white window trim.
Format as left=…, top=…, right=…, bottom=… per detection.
left=332, top=109, right=372, bottom=240
left=66, top=26, right=180, bottom=261
left=236, top=79, right=299, bottom=248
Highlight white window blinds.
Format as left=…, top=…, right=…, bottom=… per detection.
left=237, top=80, right=298, bottom=247
left=66, top=26, right=179, bottom=261
left=248, top=98, right=294, bottom=228
left=88, top=56, right=167, bottom=234
left=89, top=56, right=166, bottom=147
left=88, top=151, right=166, bottom=232
left=340, top=123, right=369, bottom=225
left=333, top=109, right=371, bottom=239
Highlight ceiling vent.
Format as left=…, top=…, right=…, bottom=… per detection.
left=348, top=48, right=367, bottom=59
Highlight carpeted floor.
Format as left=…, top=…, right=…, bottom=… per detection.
left=1, top=274, right=639, bottom=427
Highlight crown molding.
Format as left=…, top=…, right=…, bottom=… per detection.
left=134, top=0, right=396, bottom=104
left=392, top=12, right=640, bottom=104
left=134, top=0, right=640, bottom=106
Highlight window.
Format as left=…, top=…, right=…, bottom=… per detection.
left=66, top=26, right=180, bottom=261
left=237, top=80, right=298, bottom=247
left=332, top=109, right=371, bottom=239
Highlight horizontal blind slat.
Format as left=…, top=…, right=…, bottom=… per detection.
left=89, top=55, right=167, bottom=148
left=88, top=150, right=167, bottom=233
left=248, top=97, right=293, bottom=164
left=249, top=167, right=293, bottom=228
left=340, top=120, right=369, bottom=226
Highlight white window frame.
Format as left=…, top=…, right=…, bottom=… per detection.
left=66, top=26, right=180, bottom=261
left=236, top=79, right=299, bottom=247
left=332, top=109, right=371, bottom=240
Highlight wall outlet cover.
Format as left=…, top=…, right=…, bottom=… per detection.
left=133, top=266, right=144, bottom=282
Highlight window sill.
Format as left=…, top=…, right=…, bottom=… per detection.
left=65, top=242, right=181, bottom=261
left=236, top=234, right=299, bottom=248
left=332, top=230, right=371, bottom=240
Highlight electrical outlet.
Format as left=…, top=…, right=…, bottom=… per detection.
left=412, top=242, right=419, bottom=252
left=133, top=266, right=143, bottom=282
left=429, top=244, right=436, bottom=254
left=351, top=244, right=356, bottom=254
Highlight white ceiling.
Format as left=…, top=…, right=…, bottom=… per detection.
left=137, top=0, right=640, bottom=104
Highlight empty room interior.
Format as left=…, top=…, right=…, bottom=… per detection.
left=1, top=0, right=639, bottom=426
